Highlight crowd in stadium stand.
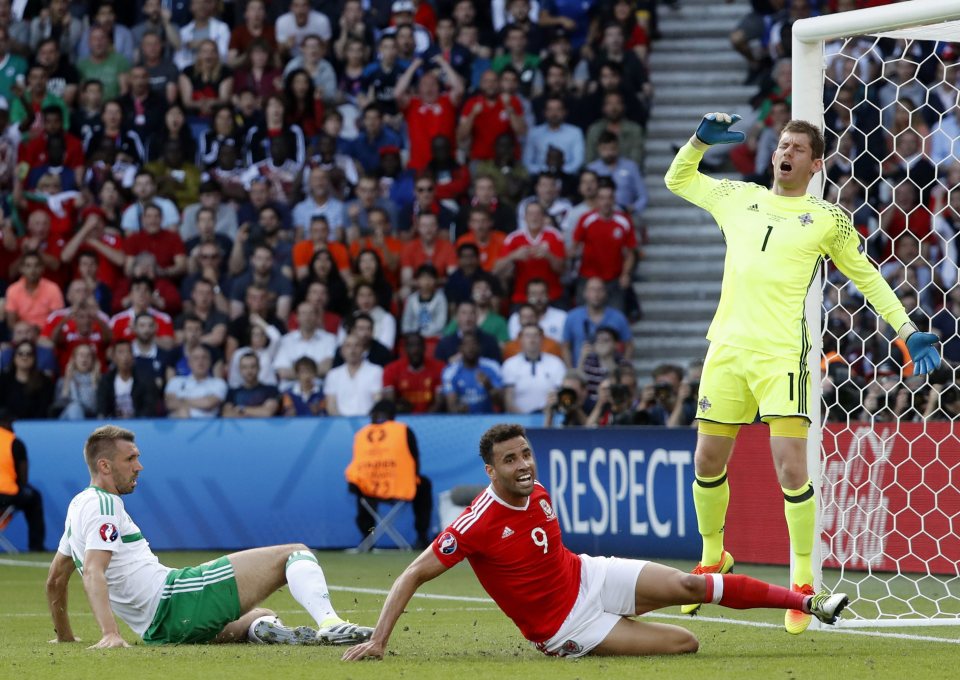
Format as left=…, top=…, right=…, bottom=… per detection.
left=0, top=0, right=693, bottom=427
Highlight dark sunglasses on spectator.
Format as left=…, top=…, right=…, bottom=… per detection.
left=416, top=185, right=434, bottom=193
left=16, top=350, right=34, bottom=357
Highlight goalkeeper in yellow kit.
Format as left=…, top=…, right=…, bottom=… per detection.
left=665, top=113, right=941, bottom=634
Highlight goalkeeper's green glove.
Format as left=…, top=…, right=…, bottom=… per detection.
left=695, top=112, right=745, bottom=145
left=905, top=331, right=941, bottom=376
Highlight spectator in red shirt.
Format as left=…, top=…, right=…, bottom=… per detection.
left=382, top=332, right=445, bottom=413
left=10, top=210, right=64, bottom=282
left=400, top=212, right=457, bottom=298
left=457, top=69, right=527, bottom=162
left=496, top=202, right=567, bottom=304
left=573, top=177, right=637, bottom=309
left=109, top=276, right=176, bottom=350
left=424, top=135, right=470, bottom=204
left=60, top=206, right=126, bottom=291
left=123, top=203, right=188, bottom=285
left=17, top=106, right=84, bottom=187
left=395, top=55, right=464, bottom=171
left=48, top=297, right=112, bottom=373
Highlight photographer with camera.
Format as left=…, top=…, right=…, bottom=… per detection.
left=667, top=359, right=703, bottom=428
left=586, top=364, right=639, bottom=427
left=635, top=364, right=684, bottom=427
left=578, top=325, right=631, bottom=411
left=544, top=370, right=590, bottom=428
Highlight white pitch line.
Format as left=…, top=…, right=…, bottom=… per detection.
left=3, top=560, right=957, bottom=644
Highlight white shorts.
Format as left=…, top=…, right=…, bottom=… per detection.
left=535, top=554, right=647, bottom=658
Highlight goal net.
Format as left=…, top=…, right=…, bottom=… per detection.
left=793, top=0, right=960, bottom=628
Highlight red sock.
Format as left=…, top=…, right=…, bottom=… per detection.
left=706, top=574, right=808, bottom=611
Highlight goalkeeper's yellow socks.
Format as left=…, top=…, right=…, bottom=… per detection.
left=783, top=480, right=816, bottom=586
left=693, top=469, right=730, bottom=565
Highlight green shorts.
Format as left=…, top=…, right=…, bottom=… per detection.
left=697, top=342, right=811, bottom=424
left=142, top=557, right=241, bottom=645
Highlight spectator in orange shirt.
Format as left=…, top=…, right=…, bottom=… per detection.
left=292, top=215, right=351, bottom=283
left=399, top=212, right=457, bottom=298
left=4, top=252, right=65, bottom=330
left=347, top=207, right=403, bottom=288
left=455, top=207, right=505, bottom=272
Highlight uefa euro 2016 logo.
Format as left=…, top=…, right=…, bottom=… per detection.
left=99, top=523, right=119, bottom=543
left=438, top=532, right=457, bottom=555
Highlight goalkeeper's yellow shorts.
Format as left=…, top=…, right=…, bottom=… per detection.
left=695, top=342, right=811, bottom=425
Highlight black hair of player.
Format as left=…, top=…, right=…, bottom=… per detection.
left=479, top=423, right=528, bottom=465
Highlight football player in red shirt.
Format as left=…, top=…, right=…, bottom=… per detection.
left=344, top=424, right=850, bottom=661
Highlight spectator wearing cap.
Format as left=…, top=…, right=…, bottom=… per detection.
left=401, top=264, right=448, bottom=341
left=395, top=56, right=465, bottom=172
left=586, top=132, right=648, bottom=224
left=382, top=0, right=432, bottom=54
left=523, top=95, right=583, bottom=175
left=400, top=212, right=457, bottom=298
left=496, top=201, right=567, bottom=305
left=181, top=181, right=240, bottom=242
left=346, top=105, right=404, bottom=175
left=60, top=205, right=126, bottom=291
left=77, top=25, right=130, bottom=101
left=276, top=0, right=332, bottom=59
left=585, top=90, right=645, bottom=169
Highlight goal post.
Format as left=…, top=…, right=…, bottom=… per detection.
left=792, top=0, right=960, bottom=628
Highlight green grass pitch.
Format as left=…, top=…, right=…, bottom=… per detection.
left=2, top=551, right=958, bottom=680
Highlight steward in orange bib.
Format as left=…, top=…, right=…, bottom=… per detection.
left=0, top=409, right=46, bottom=551
left=346, top=400, right=434, bottom=548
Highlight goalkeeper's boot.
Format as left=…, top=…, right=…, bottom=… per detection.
left=316, top=617, right=375, bottom=646
left=680, top=550, right=735, bottom=615
left=807, top=590, right=850, bottom=627
left=252, top=617, right=319, bottom=645
left=784, top=583, right=817, bottom=634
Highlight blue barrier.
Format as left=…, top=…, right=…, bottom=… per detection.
left=527, top=428, right=700, bottom=559
left=3, top=421, right=699, bottom=560
left=4, top=416, right=539, bottom=552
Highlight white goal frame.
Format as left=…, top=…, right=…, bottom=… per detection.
left=793, top=0, right=960, bottom=628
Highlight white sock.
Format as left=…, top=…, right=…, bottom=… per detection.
left=285, top=550, right=338, bottom=627
left=248, top=614, right=280, bottom=643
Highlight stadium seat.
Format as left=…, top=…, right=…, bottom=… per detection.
left=0, top=505, right=20, bottom=554
left=354, top=499, right=411, bottom=553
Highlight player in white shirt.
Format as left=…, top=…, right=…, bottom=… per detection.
left=503, top=324, right=567, bottom=414
left=46, top=425, right=373, bottom=647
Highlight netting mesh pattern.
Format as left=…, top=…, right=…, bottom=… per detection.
left=820, top=34, right=960, bottom=622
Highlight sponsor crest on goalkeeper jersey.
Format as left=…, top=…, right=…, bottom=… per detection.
left=698, top=396, right=712, bottom=413
left=540, top=499, right=556, bottom=521
left=799, top=213, right=814, bottom=226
